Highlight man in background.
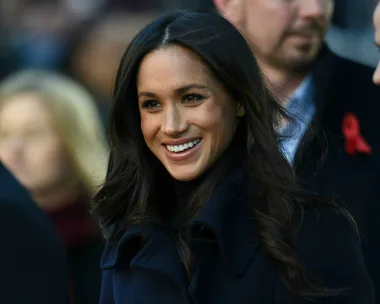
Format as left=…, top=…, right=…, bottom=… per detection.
left=0, top=163, right=69, bottom=303
left=214, top=0, right=380, bottom=300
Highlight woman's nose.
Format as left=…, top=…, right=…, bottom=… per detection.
left=161, top=105, right=188, bottom=136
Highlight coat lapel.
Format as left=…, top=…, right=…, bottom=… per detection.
left=190, top=167, right=260, bottom=276
left=101, top=224, right=192, bottom=303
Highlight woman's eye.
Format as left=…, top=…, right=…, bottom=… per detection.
left=141, top=100, right=161, bottom=109
left=182, top=94, right=204, bottom=104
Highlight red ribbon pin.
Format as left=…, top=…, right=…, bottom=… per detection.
left=342, top=113, right=372, bottom=155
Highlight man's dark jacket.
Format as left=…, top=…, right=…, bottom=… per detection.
left=294, top=47, right=380, bottom=301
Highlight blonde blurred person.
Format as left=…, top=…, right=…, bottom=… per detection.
left=0, top=70, right=108, bottom=304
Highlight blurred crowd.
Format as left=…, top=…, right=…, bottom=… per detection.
left=0, top=0, right=377, bottom=125
left=0, top=0, right=168, bottom=126
left=0, top=0, right=378, bottom=303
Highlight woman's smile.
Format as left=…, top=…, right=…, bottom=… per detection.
left=163, top=137, right=203, bottom=162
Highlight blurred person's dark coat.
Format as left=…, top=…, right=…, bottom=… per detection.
left=0, top=163, right=70, bottom=304
left=47, top=196, right=104, bottom=304
left=294, top=46, right=380, bottom=301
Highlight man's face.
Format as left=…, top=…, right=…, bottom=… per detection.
left=373, top=2, right=380, bottom=85
left=216, top=0, right=334, bottom=71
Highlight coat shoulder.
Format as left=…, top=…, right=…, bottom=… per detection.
left=332, top=54, right=375, bottom=79
left=332, top=55, right=380, bottom=103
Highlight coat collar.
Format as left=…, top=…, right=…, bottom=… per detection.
left=101, top=165, right=260, bottom=278
left=101, top=224, right=193, bottom=303
left=190, top=166, right=260, bottom=276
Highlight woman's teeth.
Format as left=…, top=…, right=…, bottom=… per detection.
left=166, top=139, right=201, bottom=153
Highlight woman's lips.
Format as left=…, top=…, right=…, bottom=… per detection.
left=163, top=138, right=202, bottom=162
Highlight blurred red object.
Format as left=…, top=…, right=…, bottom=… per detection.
left=342, top=113, right=372, bottom=155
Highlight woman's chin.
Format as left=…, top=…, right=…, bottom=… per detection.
left=166, top=166, right=203, bottom=182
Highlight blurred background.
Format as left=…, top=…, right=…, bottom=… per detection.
left=0, top=0, right=377, bottom=125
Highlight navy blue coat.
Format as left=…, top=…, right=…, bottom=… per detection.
left=99, top=169, right=374, bottom=303
left=0, top=164, right=70, bottom=303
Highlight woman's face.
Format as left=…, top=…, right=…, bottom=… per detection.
left=137, top=45, right=243, bottom=181
left=0, top=93, right=72, bottom=193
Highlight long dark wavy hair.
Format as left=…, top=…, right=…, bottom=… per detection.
left=93, top=9, right=352, bottom=299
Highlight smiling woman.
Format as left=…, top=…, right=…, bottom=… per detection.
left=137, top=45, right=243, bottom=181
left=93, top=9, right=373, bottom=304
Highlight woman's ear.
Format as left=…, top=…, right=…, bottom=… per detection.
left=237, top=103, right=245, bottom=117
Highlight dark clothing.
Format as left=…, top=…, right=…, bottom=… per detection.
left=69, top=239, right=104, bottom=304
left=0, top=164, right=70, bottom=304
left=99, top=167, right=373, bottom=303
left=294, top=48, right=380, bottom=301
left=48, top=199, right=104, bottom=304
